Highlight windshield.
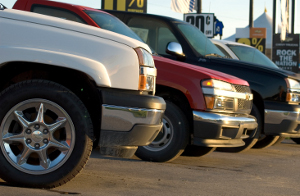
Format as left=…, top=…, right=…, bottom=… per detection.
left=175, top=23, right=225, bottom=57
left=227, top=45, right=279, bottom=69
left=84, top=10, right=143, bottom=42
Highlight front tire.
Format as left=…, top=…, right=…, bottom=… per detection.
left=252, top=135, right=279, bottom=148
left=182, top=145, right=216, bottom=157
left=272, top=136, right=286, bottom=145
left=291, top=138, right=300, bottom=144
left=0, top=80, right=93, bottom=188
left=135, top=101, right=189, bottom=162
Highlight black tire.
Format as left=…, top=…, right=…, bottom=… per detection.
left=252, top=135, right=279, bottom=148
left=182, top=145, right=216, bottom=157
left=0, top=80, right=93, bottom=188
left=252, top=104, right=280, bottom=148
left=135, top=101, right=189, bottom=162
left=291, top=138, right=300, bottom=144
left=272, top=136, right=286, bottom=146
left=217, top=104, right=261, bottom=153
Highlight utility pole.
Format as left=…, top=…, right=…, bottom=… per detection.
left=249, top=0, right=253, bottom=27
left=291, top=0, right=295, bottom=34
left=272, top=0, right=276, bottom=60
left=197, top=0, right=202, bottom=14
left=272, top=0, right=276, bottom=37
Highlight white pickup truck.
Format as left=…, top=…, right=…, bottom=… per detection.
left=0, top=8, right=165, bottom=188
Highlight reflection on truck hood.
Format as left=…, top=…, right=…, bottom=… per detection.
left=154, top=56, right=249, bottom=86
left=211, top=57, right=300, bottom=80
left=0, top=9, right=151, bottom=53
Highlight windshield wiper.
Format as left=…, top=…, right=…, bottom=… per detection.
left=204, top=53, right=224, bottom=58
left=0, top=3, right=7, bottom=9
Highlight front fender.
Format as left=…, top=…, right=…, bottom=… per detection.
left=0, top=46, right=111, bottom=87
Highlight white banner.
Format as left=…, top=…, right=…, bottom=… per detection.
left=280, top=0, right=289, bottom=41
left=171, top=0, right=195, bottom=13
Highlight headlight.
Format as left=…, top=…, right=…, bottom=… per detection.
left=286, top=78, right=300, bottom=103
left=286, top=93, right=300, bottom=102
left=286, top=78, right=300, bottom=90
left=135, top=48, right=156, bottom=93
left=202, top=79, right=234, bottom=91
left=134, top=48, right=155, bottom=67
left=204, top=96, right=235, bottom=111
left=201, top=79, right=253, bottom=114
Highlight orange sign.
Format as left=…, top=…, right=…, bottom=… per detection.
left=250, top=28, right=266, bottom=38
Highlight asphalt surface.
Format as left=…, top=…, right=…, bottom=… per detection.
left=1, top=139, right=300, bottom=196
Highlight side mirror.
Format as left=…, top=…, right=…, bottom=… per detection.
left=166, top=42, right=185, bottom=57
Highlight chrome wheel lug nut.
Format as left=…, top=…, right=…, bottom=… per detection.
left=34, top=124, right=40, bottom=129
left=43, top=139, right=48, bottom=144
left=26, top=138, right=32, bottom=144
left=43, top=129, right=48, bottom=134
left=35, top=143, right=40, bottom=148
left=26, top=129, right=31, bottom=134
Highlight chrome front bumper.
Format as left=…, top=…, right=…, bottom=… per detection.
left=265, top=109, right=300, bottom=137
left=192, top=111, right=257, bottom=147
left=99, top=104, right=164, bottom=157
left=101, top=104, right=163, bottom=131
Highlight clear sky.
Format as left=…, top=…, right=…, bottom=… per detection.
left=2, top=0, right=300, bottom=39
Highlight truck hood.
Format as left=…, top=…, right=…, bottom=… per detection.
left=1, top=9, right=151, bottom=53
left=210, top=57, right=300, bottom=81
left=154, top=55, right=249, bottom=86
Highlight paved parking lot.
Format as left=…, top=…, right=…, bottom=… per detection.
left=1, top=139, right=300, bottom=195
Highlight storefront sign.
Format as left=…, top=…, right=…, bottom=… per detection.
left=272, top=34, right=299, bottom=72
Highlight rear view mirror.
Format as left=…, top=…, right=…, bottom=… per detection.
left=166, top=42, right=185, bottom=57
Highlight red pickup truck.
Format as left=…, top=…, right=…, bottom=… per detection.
left=13, top=0, right=258, bottom=162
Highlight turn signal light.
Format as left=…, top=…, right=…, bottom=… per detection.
left=202, top=79, right=213, bottom=87
left=139, top=75, right=147, bottom=90
left=204, top=96, right=215, bottom=109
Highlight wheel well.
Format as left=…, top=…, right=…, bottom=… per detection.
left=251, top=90, right=265, bottom=132
left=0, top=62, right=101, bottom=140
left=156, top=85, right=193, bottom=137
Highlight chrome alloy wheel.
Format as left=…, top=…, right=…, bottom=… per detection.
left=144, top=117, right=174, bottom=151
left=0, top=99, right=75, bottom=175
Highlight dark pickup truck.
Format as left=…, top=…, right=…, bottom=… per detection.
left=106, top=11, right=300, bottom=151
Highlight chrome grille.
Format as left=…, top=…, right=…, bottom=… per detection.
left=238, top=99, right=252, bottom=110
left=234, top=85, right=251, bottom=93
left=234, top=85, right=252, bottom=113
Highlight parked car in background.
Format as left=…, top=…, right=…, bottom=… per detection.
left=13, top=0, right=259, bottom=162
left=105, top=11, right=300, bottom=152
left=211, top=39, right=278, bottom=68
left=0, top=8, right=165, bottom=188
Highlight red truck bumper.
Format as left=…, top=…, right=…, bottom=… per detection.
left=192, top=111, right=258, bottom=147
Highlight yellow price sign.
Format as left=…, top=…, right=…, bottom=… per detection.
left=102, top=0, right=147, bottom=13
left=129, top=0, right=144, bottom=7
left=236, top=38, right=266, bottom=53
